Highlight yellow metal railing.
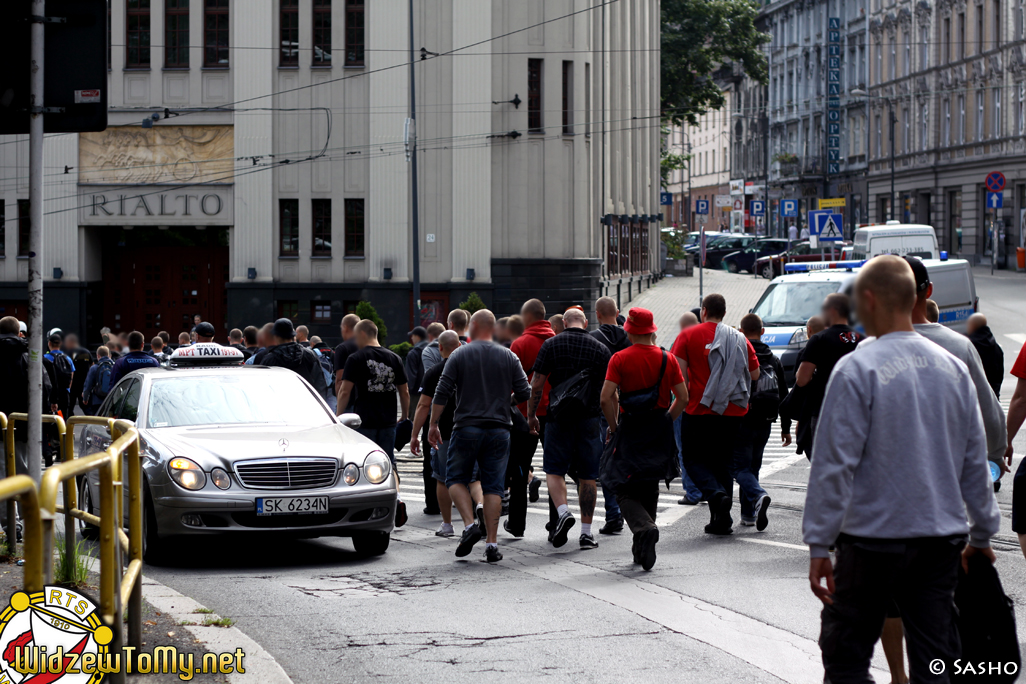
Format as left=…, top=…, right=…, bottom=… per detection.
left=0, top=410, right=144, bottom=680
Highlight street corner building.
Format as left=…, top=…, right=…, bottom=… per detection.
left=0, top=0, right=661, bottom=344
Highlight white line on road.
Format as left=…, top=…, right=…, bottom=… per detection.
left=1006, top=333, right=1026, bottom=345
left=757, top=452, right=808, bottom=478
left=739, top=538, right=808, bottom=551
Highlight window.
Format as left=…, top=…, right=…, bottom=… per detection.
left=584, top=63, right=591, bottom=137
left=279, top=199, right=299, bottom=256
left=126, top=0, right=151, bottom=68
left=920, top=26, right=929, bottom=69
left=958, top=94, right=966, bottom=143
left=958, top=12, right=966, bottom=59
left=976, top=89, right=984, bottom=140
left=312, top=199, right=331, bottom=256
left=562, top=61, right=573, bottom=135
left=944, top=97, right=951, bottom=145
left=994, top=0, right=1002, bottom=47
left=277, top=301, right=299, bottom=322
left=1017, top=0, right=1024, bottom=39
left=977, top=4, right=985, bottom=53
left=921, top=102, right=929, bottom=150
left=1019, top=83, right=1025, bottom=134
left=17, top=200, right=30, bottom=258
left=204, top=0, right=230, bottom=67
left=280, top=0, right=299, bottom=66
left=903, top=30, right=910, bottom=75
left=345, top=0, right=365, bottom=66
left=528, top=59, right=543, bottom=132
left=889, top=35, right=896, bottom=80
left=993, top=88, right=1002, bottom=137
left=344, top=199, right=365, bottom=257
left=875, top=113, right=882, bottom=157
left=312, top=303, right=331, bottom=322
left=944, top=17, right=952, bottom=61
left=902, top=107, right=910, bottom=152
left=875, top=38, right=883, bottom=82
left=165, top=0, right=189, bottom=68
left=313, top=0, right=332, bottom=65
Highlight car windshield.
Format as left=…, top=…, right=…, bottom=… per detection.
left=752, top=281, right=842, bottom=327
left=146, top=373, right=334, bottom=429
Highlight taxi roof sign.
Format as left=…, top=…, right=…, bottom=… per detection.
left=169, top=343, right=246, bottom=366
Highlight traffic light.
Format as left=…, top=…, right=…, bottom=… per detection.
left=0, top=0, right=107, bottom=134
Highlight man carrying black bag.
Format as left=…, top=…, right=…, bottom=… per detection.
left=599, top=308, right=688, bottom=571
left=527, top=308, right=611, bottom=550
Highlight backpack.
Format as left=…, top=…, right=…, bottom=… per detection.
left=85, top=358, right=114, bottom=404
left=50, top=351, right=74, bottom=390
left=748, top=356, right=781, bottom=421
left=314, top=350, right=333, bottom=389
left=618, top=350, right=668, bottom=415
left=546, top=369, right=593, bottom=422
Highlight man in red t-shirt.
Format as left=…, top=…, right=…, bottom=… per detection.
left=507, top=298, right=556, bottom=536
left=1008, top=340, right=1026, bottom=561
left=600, top=308, right=688, bottom=570
left=670, top=293, right=760, bottom=536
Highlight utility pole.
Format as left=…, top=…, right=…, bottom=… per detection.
left=889, top=100, right=896, bottom=222
left=27, top=0, right=45, bottom=483
left=408, top=0, right=421, bottom=329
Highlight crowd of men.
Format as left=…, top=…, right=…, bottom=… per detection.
left=1, top=252, right=1023, bottom=682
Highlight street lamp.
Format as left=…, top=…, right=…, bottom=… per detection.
left=851, top=88, right=897, bottom=222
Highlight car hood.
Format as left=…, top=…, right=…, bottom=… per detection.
left=145, top=423, right=383, bottom=469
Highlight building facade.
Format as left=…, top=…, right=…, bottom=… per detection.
left=864, top=0, right=1026, bottom=263
left=0, top=0, right=660, bottom=344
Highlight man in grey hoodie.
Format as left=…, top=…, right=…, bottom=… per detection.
left=804, top=255, right=1000, bottom=684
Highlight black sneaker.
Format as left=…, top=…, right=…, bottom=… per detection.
left=455, top=523, right=483, bottom=557
left=423, top=507, right=441, bottom=515
left=755, top=495, right=771, bottom=532
left=394, top=500, right=408, bottom=528
left=703, top=522, right=733, bottom=536
left=579, top=534, right=598, bottom=550
left=485, top=545, right=503, bottom=563
left=476, top=504, right=486, bottom=531
left=599, top=517, right=623, bottom=535
left=528, top=477, right=542, bottom=503
left=503, top=519, right=524, bottom=538
left=631, top=539, right=640, bottom=564
left=637, top=528, right=659, bottom=571
left=551, top=511, right=576, bottom=548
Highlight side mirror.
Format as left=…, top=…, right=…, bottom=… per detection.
left=338, top=413, right=363, bottom=429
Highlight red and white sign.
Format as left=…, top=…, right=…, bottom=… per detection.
left=733, top=198, right=743, bottom=211
left=74, top=89, right=102, bottom=103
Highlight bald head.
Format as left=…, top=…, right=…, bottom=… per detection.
left=438, top=330, right=460, bottom=356
left=679, top=311, right=699, bottom=331
left=595, top=296, right=619, bottom=324
left=468, top=309, right=496, bottom=341
left=967, top=313, right=988, bottom=335
left=447, top=309, right=469, bottom=335
left=521, top=299, right=546, bottom=326
left=563, top=309, right=588, bottom=329
left=854, top=255, right=917, bottom=338
left=340, top=313, right=360, bottom=340
left=806, top=316, right=826, bottom=337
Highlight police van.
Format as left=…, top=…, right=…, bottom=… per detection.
left=751, top=255, right=977, bottom=383
left=850, top=222, right=939, bottom=260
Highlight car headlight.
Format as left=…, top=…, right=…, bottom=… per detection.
left=343, top=463, right=360, bottom=486
left=169, top=457, right=206, bottom=491
left=363, top=452, right=391, bottom=485
left=788, top=327, right=808, bottom=347
left=210, top=467, right=231, bottom=490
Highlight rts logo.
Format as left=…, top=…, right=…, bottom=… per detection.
left=0, top=586, right=113, bottom=683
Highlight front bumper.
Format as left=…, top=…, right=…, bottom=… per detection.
left=151, top=479, right=398, bottom=538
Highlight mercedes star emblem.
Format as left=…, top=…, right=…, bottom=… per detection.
left=278, top=438, right=289, bottom=451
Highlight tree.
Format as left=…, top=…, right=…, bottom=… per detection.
left=355, top=301, right=387, bottom=342
left=661, top=0, right=769, bottom=127
left=388, top=342, right=412, bottom=359
left=458, top=292, right=487, bottom=314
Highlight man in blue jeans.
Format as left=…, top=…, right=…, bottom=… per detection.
left=430, top=310, right=531, bottom=563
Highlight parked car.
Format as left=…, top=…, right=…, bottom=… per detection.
left=754, top=240, right=852, bottom=279
left=721, top=238, right=791, bottom=274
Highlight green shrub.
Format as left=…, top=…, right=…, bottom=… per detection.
left=355, top=301, right=388, bottom=342
left=389, top=342, right=412, bottom=359
left=458, top=292, right=487, bottom=314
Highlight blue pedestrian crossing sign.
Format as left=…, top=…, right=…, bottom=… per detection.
left=810, top=210, right=845, bottom=242
left=750, top=200, right=765, bottom=216
left=780, top=199, right=798, bottom=217
left=695, top=199, right=710, bottom=214
left=660, top=191, right=673, bottom=206
left=986, top=191, right=1003, bottom=209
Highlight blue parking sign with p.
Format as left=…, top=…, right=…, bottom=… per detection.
left=780, top=200, right=798, bottom=217
left=751, top=200, right=765, bottom=216
left=695, top=199, right=709, bottom=214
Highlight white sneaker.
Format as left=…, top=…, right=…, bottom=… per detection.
left=435, top=523, right=455, bottom=537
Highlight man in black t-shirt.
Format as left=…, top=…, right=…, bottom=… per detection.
left=333, top=313, right=361, bottom=409
left=794, top=293, right=863, bottom=455
left=410, top=331, right=473, bottom=537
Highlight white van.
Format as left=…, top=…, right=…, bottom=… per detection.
left=922, top=257, right=978, bottom=333
left=850, top=222, right=939, bottom=260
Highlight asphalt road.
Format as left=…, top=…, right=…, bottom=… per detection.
left=141, top=270, right=1026, bottom=684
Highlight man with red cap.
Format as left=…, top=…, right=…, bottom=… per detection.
left=600, top=307, right=688, bottom=571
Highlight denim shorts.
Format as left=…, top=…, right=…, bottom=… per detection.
left=543, top=416, right=602, bottom=480
left=446, top=426, right=510, bottom=495
left=431, top=440, right=449, bottom=481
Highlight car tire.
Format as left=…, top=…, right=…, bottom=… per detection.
left=142, top=482, right=168, bottom=565
left=726, top=261, right=739, bottom=273
left=77, top=478, right=99, bottom=541
left=761, top=264, right=774, bottom=279
left=352, top=531, right=390, bottom=556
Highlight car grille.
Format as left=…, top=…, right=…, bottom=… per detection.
left=233, top=458, right=338, bottom=490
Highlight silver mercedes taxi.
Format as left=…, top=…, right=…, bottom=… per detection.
left=75, top=344, right=397, bottom=562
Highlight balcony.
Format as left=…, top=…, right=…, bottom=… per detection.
left=772, top=155, right=824, bottom=180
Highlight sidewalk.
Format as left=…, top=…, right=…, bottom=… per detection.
left=628, top=269, right=772, bottom=337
